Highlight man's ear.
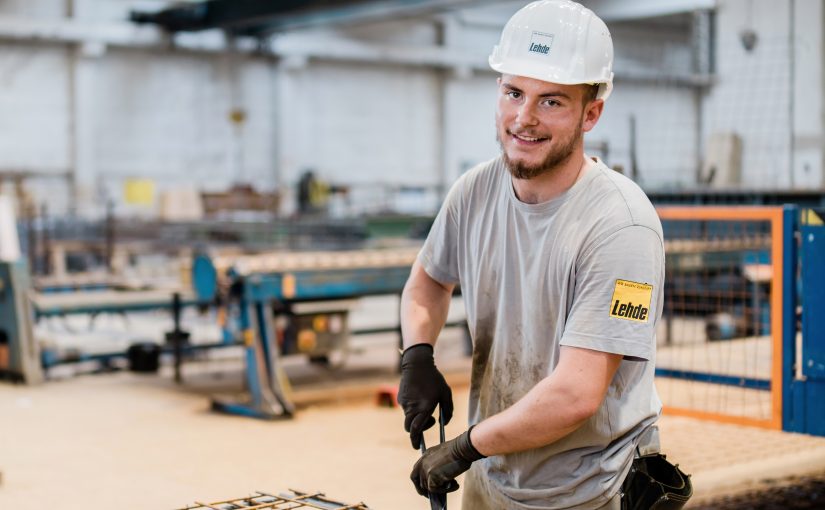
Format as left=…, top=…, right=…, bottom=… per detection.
left=582, top=99, right=604, bottom=133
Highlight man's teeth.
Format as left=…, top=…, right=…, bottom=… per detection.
left=515, top=134, right=543, bottom=142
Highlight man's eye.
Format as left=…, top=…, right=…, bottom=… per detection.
left=507, top=91, right=521, bottom=100
left=542, top=99, right=560, bottom=107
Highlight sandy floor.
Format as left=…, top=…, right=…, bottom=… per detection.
left=0, top=320, right=474, bottom=510
left=5, top=361, right=825, bottom=509
left=0, top=368, right=473, bottom=509
left=5, top=294, right=825, bottom=509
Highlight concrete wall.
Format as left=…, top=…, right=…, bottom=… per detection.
left=90, top=50, right=275, bottom=193
left=0, top=0, right=822, bottom=219
left=791, top=0, right=825, bottom=188
left=593, top=20, right=699, bottom=188
left=277, top=60, right=442, bottom=214
left=701, top=0, right=791, bottom=189
left=701, top=0, right=824, bottom=189
left=0, top=44, right=70, bottom=172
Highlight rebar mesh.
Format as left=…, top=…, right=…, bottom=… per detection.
left=177, top=489, right=370, bottom=510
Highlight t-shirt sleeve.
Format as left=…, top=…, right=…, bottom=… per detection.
left=417, top=177, right=463, bottom=285
left=560, top=225, right=665, bottom=361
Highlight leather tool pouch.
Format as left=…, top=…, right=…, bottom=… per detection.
left=621, top=453, right=693, bottom=510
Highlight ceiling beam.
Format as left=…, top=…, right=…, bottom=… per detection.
left=130, top=0, right=501, bottom=35
left=584, top=0, right=716, bottom=22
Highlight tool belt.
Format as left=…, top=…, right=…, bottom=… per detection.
left=620, top=453, right=693, bottom=510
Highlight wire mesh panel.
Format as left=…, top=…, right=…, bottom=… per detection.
left=656, top=207, right=785, bottom=428
left=177, top=489, right=371, bottom=510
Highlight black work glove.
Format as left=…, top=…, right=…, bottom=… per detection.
left=397, top=344, right=454, bottom=449
left=410, top=427, right=486, bottom=497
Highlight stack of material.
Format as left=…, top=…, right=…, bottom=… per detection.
left=201, top=184, right=280, bottom=217
left=160, top=187, right=204, bottom=221
left=214, top=247, right=421, bottom=277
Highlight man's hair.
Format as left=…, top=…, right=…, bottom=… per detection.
left=582, top=84, right=599, bottom=105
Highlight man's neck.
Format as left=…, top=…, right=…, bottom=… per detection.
left=511, top=151, right=590, bottom=205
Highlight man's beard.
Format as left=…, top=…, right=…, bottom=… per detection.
left=499, top=122, right=582, bottom=180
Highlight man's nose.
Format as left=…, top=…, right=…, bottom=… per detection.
left=515, top=102, right=539, bottom=127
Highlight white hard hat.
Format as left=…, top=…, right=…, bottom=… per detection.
left=489, top=0, right=614, bottom=101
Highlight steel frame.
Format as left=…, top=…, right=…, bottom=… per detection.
left=656, top=206, right=786, bottom=429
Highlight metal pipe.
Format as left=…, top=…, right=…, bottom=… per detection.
left=104, top=200, right=114, bottom=273
left=691, top=9, right=713, bottom=185
left=40, top=204, right=51, bottom=275
left=788, top=0, right=796, bottom=188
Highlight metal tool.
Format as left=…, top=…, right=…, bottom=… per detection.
left=419, top=407, right=448, bottom=510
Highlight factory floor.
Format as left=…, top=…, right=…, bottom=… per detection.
left=3, top=325, right=825, bottom=508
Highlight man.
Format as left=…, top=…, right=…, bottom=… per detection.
left=397, top=1, right=666, bottom=509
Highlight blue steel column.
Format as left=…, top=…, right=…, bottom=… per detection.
left=253, top=299, right=295, bottom=415
left=781, top=205, right=799, bottom=432
left=253, top=301, right=274, bottom=380
left=239, top=299, right=265, bottom=409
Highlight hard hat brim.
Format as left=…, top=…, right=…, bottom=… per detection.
left=489, top=57, right=613, bottom=101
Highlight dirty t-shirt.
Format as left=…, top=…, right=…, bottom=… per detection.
left=418, top=156, right=664, bottom=510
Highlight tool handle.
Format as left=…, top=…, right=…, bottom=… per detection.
left=439, top=407, right=446, bottom=444
left=417, top=406, right=447, bottom=510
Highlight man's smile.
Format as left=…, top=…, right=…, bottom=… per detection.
left=507, top=129, right=549, bottom=147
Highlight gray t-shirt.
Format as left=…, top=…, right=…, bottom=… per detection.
left=419, top=156, right=664, bottom=510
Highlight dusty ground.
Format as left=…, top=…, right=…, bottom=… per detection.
left=4, top=295, right=825, bottom=509
left=0, top=326, right=473, bottom=510
left=0, top=373, right=466, bottom=509
left=690, top=471, right=825, bottom=509
left=6, top=354, right=825, bottom=509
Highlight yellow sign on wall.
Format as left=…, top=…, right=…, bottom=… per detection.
left=124, top=179, right=155, bottom=206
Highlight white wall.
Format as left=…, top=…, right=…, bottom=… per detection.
left=0, top=45, right=70, bottom=172
left=0, top=0, right=66, bottom=19
left=65, top=47, right=278, bottom=217
left=90, top=50, right=274, bottom=190
left=592, top=19, right=699, bottom=188
left=0, top=0, right=822, bottom=220
left=443, top=74, right=499, bottom=184
left=701, top=0, right=791, bottom=188
left=277, top=61, right=442, bottom=214
left=791, top=0, right=825, bottom=188
left=593, top=84, right=699, bottom=188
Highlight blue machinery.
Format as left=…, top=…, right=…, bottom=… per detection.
left=0, top=247, right=437, bottom=419
left=193, top=248, right=427, bottom=419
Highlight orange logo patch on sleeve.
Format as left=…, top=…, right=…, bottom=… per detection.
left=609, top=279, right=653, bottom=323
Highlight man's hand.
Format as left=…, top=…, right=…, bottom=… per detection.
left=397, top=344, right=454, bottom=449
left=410, top=428, right=486, bottom=497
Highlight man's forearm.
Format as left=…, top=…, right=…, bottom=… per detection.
left=400, top=261, right=454, bottom=349
left=470, top=347, right=622, bottom=456
left=469, top=376, right=592, bottom=456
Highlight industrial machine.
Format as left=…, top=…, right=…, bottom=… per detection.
left=192, top=246, right=424, bottom=419
left=1, top=240, right=462, bottom=420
